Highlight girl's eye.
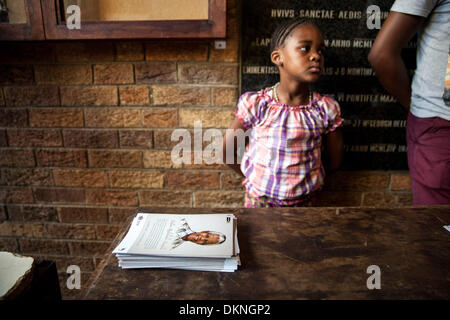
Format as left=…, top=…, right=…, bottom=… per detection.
left=300, top=46, right=310, bottom=52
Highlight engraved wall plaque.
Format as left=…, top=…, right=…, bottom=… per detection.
left=241, top=0, right=416, bottom=170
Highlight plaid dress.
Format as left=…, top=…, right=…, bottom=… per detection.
left=235, top=86, right=343, bottom=207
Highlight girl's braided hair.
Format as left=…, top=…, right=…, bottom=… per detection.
left=269, top=18, right=319, bottom=53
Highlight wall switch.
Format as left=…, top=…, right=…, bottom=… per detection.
left=214, top=40, right=226, bottom=50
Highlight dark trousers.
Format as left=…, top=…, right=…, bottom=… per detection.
left=407, top=112, right=450, bottom=205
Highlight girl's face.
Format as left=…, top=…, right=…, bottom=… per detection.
left=277, top=24, right=325, bottom=83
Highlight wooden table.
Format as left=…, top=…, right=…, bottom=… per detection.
left=80, top=206, right=450, bottom=300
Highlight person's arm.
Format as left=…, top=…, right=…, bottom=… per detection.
left=324, top=127, right=344, bottom=173
left=368, top=11, right=425, bottom=110
left=222, top=118, right=247, bottom=177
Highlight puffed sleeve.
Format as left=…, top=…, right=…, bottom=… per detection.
left=321, top=95, right=344, bottom=134
left=234, top=91, right=264, bottom=129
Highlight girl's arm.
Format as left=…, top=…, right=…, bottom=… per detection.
left=324, top=127, right=344, bottom=173
left=222, top=118, right=247, bottom=177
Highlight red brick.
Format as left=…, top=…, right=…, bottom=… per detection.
left=3, top=86, right=59, bottom=106
left=68, top=241, right=111, bottom=256
left=362, top=192, right=398, bottom=207
left=143, top=109, right=178, bottom=127
left=7, top=205, right=58, bottom=222
left=153, top=129, right=183, bottom=150
left=19, top=239, right=69, bottom=255
left=63, top=129, right=118, bottom=148
left=0, top=221, right=22, bottom=237
left=143, top=150, right=182, bottom=169
left=0, top=65, right=34, bottom=84
left=29, top=108, right=84, bottom=128
left=58, top=207, right=108, bottom=223
left=221, top=173, right=244, bottom=190
left=19, top=222, right=47, bottom=238
left=34, top=188, right=85, bottom=203
left=179, top=108, right=234, bottom=128
left=0, top=206, right=6, bottom=221
left=119, top=86, right=150, bottom=105
left=1, top=168, right=53, bottom=186
left=194, top=191, right=244, bottom=208
left=94, top=64, right=134, bottom=84
left=35, top=65, right=92, bottom=85
left=145, top=41, right=208, bottom=61
left=0, top=238, right=18, bottom=251
left=166, top=172, right=220, bottom=189
left=397, top=193, right=413, bottom=206
left=36, top=149, right=87, bottom=167
left=0, top=149, right=35, bottom=167
left=55, top=41, right=115, bottom=62
left=0, top=130, right=7, bottom=146
left=115, top=41, right=144, bottom=61
left=53, top=169, right=108, bottom=187
left=151, top=85, right=210, bottom=105
left=0, top=221, right=46, bottom=238
left=213, top=87, right=238, bottom=106
left=186, top=155, right=218, bottom=170
left=88, top=150, right=142, bottom=168
left=0, top=42, right=55, bottom=63
left=0, top=109, right=28, bottom=127
left=60, top=86, right=118, bottom=106
left=46, top=223, right=97, bottom=240
left=178, top=64, right=238, bottom=85
left=199, top=134, right=226, bottom=152
left=96, top=224, right=122, bottom=240
left=165, top=129, right=224, bottom=163
left=312, top=191, right=363, bottom=207
left=109, top=208, right=136, bottom=223
left=139, top=190, right=192, bottom=207
left=7, top=129, right=62, bottom=147
left=391, top=173, right=411, bottom=191
left=135, top=62, right=177, bottom=84
left=0, top=221, right=16, bottom=236
left=119, top=130, right=153, bottom=148
left=86, top=189, right=138, bottom=207
left=109, top=170, right=164, bottom=188
left=0, top=188, right=34, bottom=204
left=85, top=109, right=141, bottom=127
left=325, top=172, right=390, bottom=191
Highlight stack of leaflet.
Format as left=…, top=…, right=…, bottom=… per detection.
left=112, top=212, right=240, bottom=272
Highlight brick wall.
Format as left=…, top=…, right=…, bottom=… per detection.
left=0, top=0, right=411, bottom=299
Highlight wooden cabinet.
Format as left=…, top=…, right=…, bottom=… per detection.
left=0, top=0, right=226, bottom=41
left=0, top=0, right=45, bottom=40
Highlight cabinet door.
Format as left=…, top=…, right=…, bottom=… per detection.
left=42, top=0, right=226, bottom=40
left=0, top=0, right=45, bottom=40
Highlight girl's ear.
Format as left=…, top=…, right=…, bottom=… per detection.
left=271, top=50, right=282, bottom=66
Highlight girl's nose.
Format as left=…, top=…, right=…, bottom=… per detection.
left=310, top=52, right=321, bottom=61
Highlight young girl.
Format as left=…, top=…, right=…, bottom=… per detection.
left=223, top=18, right=344, bottom=207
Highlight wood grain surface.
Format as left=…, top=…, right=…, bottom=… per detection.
left=80, top=206, right=450, bottom=300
